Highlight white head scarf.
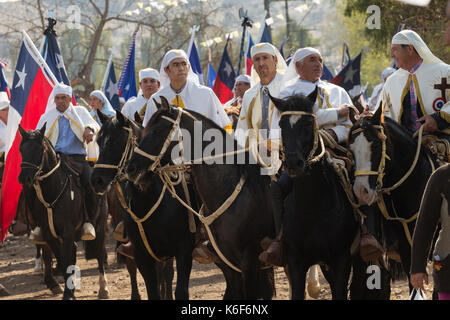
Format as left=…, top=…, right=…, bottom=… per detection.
left=282, top=47, right=322, bottom=88
left=159, top=49, right=199, bottom=89
left=381, top=67, right=395, bottom=82
left=392, top=30, right=443, bottom=64
left=0, top=91, right=9, bottom=109
left=139, top=68, right=160, bottom=82
left=250, top=42, right=287, bottom=84
left=46, top=83, right=73, bottom=111
left=89, top=90, right=116, bottom=118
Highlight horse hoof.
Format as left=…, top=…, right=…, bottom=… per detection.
left=307, top=280, right=321, bottom=299
left=51, top=285, right=63, bottom=295
left=98, top=288, right=110, bottom=299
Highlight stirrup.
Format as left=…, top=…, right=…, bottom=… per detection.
left=113, top=221, right=128, bottom=242
left=29, top=227, right=46, bottom=245
left=81, top=222, right=96, bottom=241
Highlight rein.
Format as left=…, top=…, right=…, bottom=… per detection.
left=351, top=124, right=432, bottom=245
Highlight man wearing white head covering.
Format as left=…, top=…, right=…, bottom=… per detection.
left=31, top=83, right=101, bottom=242
left=368, top=67, right=395, bottom=112
left=381, top=30, right=450, bottom=135
left=260, top=47, right=370, bottom=268
left=235, top=43, right=287, bottom=149
left=224, top=74, right=252, bottom=129
left=142, top=49, right=231, bottom=132
left=121, top=68, right=160, bottom=121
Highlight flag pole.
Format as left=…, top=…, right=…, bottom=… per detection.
left=22, top=31, right=58, bottom=86
left=101, top=52, right=113, bottom=91
left=187, top=25, right=200, bottom=57
left=237, top=8, right=253, bottom=76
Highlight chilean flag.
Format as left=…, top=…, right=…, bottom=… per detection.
left=0, top=60, right=10, bottom=100
left=188, top=41, right=204, bottom=85
left=104, top=60, right=121, bottom=111
left=331, top=52, right=362, bottom=98
left=212, top=42, right=236, bottom=104
left=0, top=34, right=54, bottom=242
left=244, top=33, right=254, bottom=76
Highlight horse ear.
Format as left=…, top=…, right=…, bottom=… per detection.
left=129, top=117, right=143, bottom=139
left=267, top=89, right=288, bottom=112
left=116, top=109, right=126, bottom=126
left=39, top=122, right=47, bottom=137
left=159, top=96, right=170, bottom=111
left=133, top=111, right=143, bottom=124
left=18, top=124, right=29, bottom=139
left=97, top=109, right=110, bottom=125
left=372, top=102, right=383, bottom=124
left=306, top=86, right=318, bottom=104
left=153, top=98, right=162, bottom=110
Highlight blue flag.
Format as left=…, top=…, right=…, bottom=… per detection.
left=259, top=22, right=272, bottom=44
left=188, top=41, right=204, bottom=85
left=321, top=64, right=334, bottom=81
left=118, top=31, right=137, bottom=101
left=42, top=23, right=70, bottom=85
left=331, top=52, right=362, bottom=97
left=104, top=60, right=121, bottom=111
left=207, top=62, right=216, bottom=89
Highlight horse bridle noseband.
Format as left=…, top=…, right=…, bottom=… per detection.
left=279, top=110, right=325, bottom=165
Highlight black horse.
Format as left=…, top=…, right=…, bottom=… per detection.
left=18, top=125, right=109, bottom=300
left=126, top=97, right=276, bottom=300
left=348, top=105, right=437, bottom=294
left=91, top=110, right=191, bottom=300
left=267, top=88, right=362, bottom=300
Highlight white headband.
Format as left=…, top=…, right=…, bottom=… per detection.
left=139, top=68, right=160, bottom=82
left=159, top=49, right=198, bottom=88
left=235, top=74, right=251, bottom=84
left=282, top=47, right=322, bottom=87
left=250, top=42, right=287, bottom=84
left=53, top=83, right=72, bottom=97
left=0, top=91, right=10, bottom=109
left=392, top=30, right=443, bottom=64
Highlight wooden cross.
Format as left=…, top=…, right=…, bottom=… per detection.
left=434, top=77, right=450, bottom=101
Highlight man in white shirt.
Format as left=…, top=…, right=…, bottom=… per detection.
left=121, top=68, right=160, bottom=121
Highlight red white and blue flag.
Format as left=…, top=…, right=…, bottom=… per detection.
left=0, top=59, right=10, bottom=100
left=244, top=33, right=254, bottom=76
left=331, top=52, right=362, bottom=98
left=0, top=33, right=55, bottom=242
left=188, top=41, right=204, bottom=85
left=212, top=42, right=236, bottom=104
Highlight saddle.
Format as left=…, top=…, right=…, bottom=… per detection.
left=60, top=154, right=83, bottom=177
left=421, top=134, right=450, bottom=166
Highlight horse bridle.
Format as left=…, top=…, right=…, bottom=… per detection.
left=351, top=123, right=425, bottom=195
left=279, top=110, right=325, bottom=165
left=20, top=138, right=61, bottom=183
left=93, top=126, right=138, bottom=183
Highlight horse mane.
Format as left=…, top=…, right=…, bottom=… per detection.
left=282, top=94, right=315, bottom=113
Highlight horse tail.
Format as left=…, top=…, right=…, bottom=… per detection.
left=386, top=258, right=407, bottom=282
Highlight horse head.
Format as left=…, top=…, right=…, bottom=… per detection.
left=269, top=87, right=318, bottom=178
left=91, top=110, right=142, bottom=194
left=126, top=96, right=179, bottom=187
left=18, top=123, right=48, bottom=188
left=348, top=104, right=386, bottom=205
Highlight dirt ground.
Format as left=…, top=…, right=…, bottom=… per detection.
left=0, top=230, right=435, bottom=300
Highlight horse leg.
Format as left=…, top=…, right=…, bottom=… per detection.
left=219, top=264, right=242, bottom=299
left=241, top=248, right=259, bottom=299
left=126, top=257, right=141, bottom=300
left=41, top=244, right=62, bottom=295
left=62, top=235, right=77, bottom=300
left=34, top=245, right=43, bottom=274
left=161, top=258, right=174, bottom=300
left=306, top=264, right=321, bottom=299
left=173, top=245, right=191, bottom=300
left=331, top=255, right=352, bottom=300
left=287, top=254, right=308, bottom=300
left=135, top=253, right=160, bottom=300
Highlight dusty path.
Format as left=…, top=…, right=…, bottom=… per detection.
left=0, top=233, right=434, bottom=300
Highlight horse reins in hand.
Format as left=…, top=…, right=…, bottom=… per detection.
left=351, top=124, right=431, bottom=245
